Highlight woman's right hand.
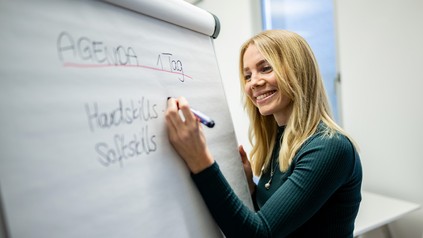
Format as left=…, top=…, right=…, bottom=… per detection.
left=239, top=145, right=255, bottom=195
left=165, top=97, right=214, bottom=174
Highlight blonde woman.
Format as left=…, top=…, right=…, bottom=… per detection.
left=165, top=30, right=362, bottom=237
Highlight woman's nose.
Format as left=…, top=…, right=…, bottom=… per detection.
left=251, top=75, right=265, bottom=89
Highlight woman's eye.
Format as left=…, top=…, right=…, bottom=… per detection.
left=262, top=66, right=272, bottom=73
left=244, top=74, right=251, bottom=81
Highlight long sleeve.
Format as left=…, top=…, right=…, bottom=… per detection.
left=192, top=162, right=272, bottom=237
left=191, top=131, right=362, bottom=238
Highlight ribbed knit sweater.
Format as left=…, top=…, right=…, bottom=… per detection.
left=191, top=124, right=362, bottom=237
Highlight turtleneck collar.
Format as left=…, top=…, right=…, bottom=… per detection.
left=277, top=125, right=286, bottom=137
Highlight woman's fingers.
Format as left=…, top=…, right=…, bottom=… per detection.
left=165, top=98, right=182, bottom=134
left=166, top=97, right=197, bottom=130
left=239, top=145, right=248, bottom=164
left=177, top=96, right=197, bottom=126
left=238, top=145, right=255, bottom=194
left=165, top=96, right=201, bottom=148
left=164, top=97, right=214, bottom=174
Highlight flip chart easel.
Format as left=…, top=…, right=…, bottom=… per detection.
left=0, top=0, right=252, bottom=237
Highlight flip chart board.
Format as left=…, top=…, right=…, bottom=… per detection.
left=0, top=0, right=252, bottom=237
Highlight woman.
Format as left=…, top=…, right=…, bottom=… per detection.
left=165, top=30, right=362, bottom=237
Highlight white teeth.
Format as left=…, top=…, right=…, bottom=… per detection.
left=256, top=91, right=275, bottom=100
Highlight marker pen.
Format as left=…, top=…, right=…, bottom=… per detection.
left=167, top=97, right=215, bottom=128
left=190, top=108, right=215, bottom=128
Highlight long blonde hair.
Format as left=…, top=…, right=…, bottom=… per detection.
left=239, top=30, right=354, bottom=175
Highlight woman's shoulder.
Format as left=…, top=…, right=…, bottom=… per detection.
left=297, top=123, right=357, bottom=162
left=314, top=122, right=352, bottom=144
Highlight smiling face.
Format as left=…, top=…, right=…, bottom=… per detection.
left=243, top=44, right=292, bottom=126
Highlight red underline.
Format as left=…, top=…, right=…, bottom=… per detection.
left=63, top=62, right=193, bottom=79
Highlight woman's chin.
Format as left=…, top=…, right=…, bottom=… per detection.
left=258, top=108, right=272, bottom=116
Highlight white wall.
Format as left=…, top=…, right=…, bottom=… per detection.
left=196, top=0, right=262, bottom=155
left=335, top=0, right=423, bottom=237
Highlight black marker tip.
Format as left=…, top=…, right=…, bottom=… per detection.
left=207, top=121, right=215, bottom=128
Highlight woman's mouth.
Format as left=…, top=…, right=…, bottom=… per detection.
left=256, top=90, right=276, bottom=101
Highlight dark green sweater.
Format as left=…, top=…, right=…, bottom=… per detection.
left=192, top=125, right=362, bottom=237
